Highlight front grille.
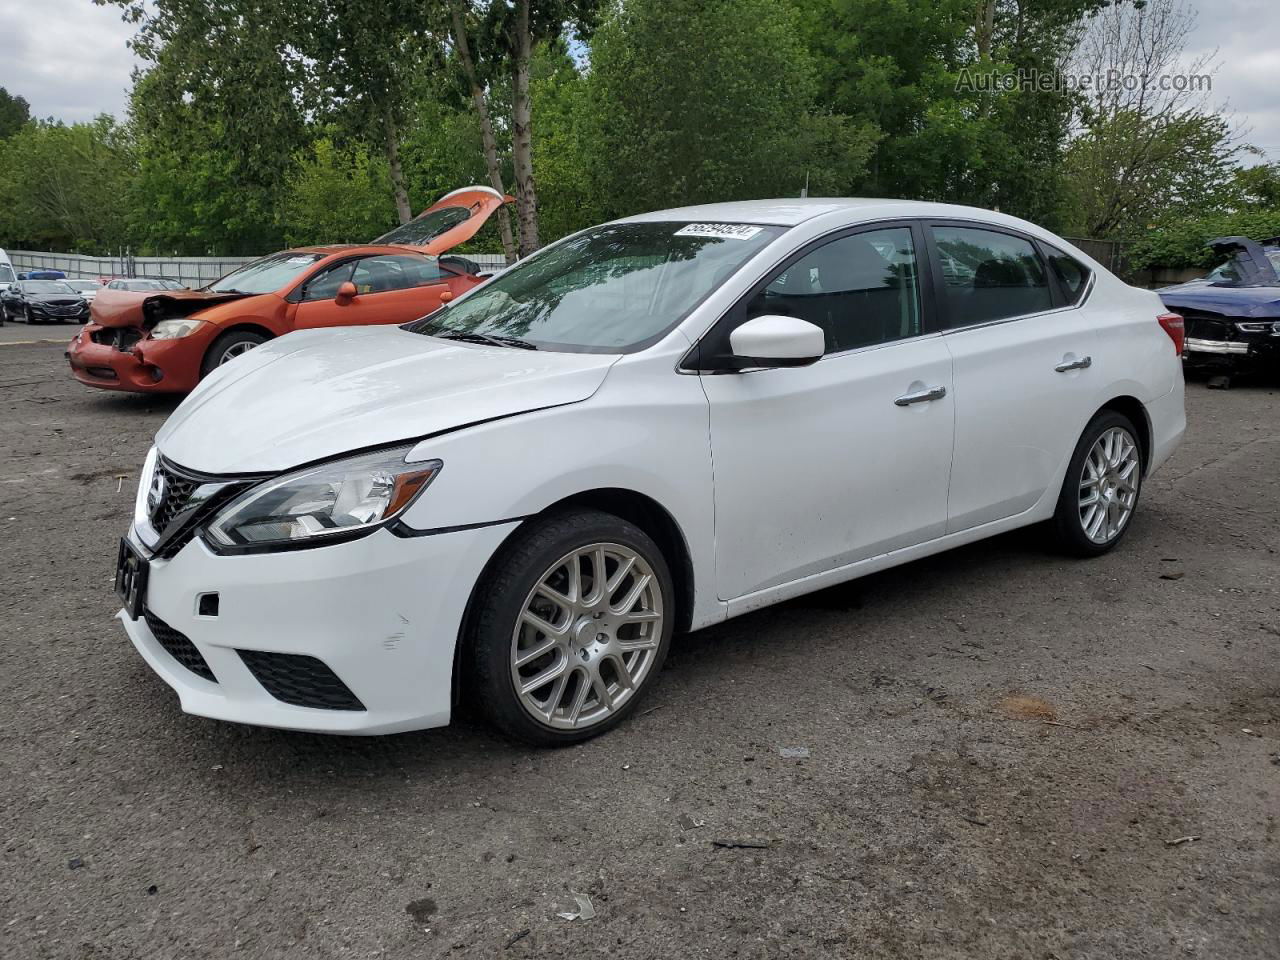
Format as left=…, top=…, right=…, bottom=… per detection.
left=143, top=608, right=217, bottom=682
left=238, top=651, right=365, bottom=711
left=90, top=327, right=143, bottom=351
left=147, top=458, right=256, bottom=560
left=150, top=460, right=202, bottom=531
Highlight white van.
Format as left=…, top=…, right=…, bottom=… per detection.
left=0, top=249, right=15, bottom=292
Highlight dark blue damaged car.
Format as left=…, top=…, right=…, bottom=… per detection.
left=1158, top=236, right=1280, bottom=375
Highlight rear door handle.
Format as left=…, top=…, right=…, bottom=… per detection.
left=894, top=385, right=947, bottom=406
left=1055, top=355, right=1092, bottom=372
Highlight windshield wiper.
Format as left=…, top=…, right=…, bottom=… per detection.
left=437, top=330, right=538, bottom=350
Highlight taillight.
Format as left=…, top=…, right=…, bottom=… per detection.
left=1158, top=313, right=1184, bottom=357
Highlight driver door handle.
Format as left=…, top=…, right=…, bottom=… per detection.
left=1055, top=355, right=1092, bottom=372
left=894, top=385, right=947, bottom=406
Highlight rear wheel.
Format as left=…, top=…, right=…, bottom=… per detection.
left=1051, top=410, right=1143, bottom=556
left=466, top=510, right=674, bottom=746
left=200, top=329, right=268, bottom=378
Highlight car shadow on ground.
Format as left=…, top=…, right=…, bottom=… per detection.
left=120, top=521, right=1066, bottom=789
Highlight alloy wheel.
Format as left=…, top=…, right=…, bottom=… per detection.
left=1078, top=426, right=1140, bottom=544
left=219, top=341, right=257, bottom=365
left=510, top=542, right=664, bottom=730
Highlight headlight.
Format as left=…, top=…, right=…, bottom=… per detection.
left=207, top=447, right=442, bottom=549
left=151, top=318, right=205, bottom=339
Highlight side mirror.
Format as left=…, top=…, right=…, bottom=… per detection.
left=335, top=281, right=358, bottom=304
left=727, top=315, right=825, bottom=369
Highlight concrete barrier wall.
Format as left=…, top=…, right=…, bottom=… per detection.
left=7, top=250, right=509, bottom=287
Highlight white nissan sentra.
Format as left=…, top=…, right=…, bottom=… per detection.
left=116, top=199, right=1186, bottom=745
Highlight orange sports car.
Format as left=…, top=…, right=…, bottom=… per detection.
left=67, top=187, right=509, bottom=393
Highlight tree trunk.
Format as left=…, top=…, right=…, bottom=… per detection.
left=975, top=0, right=996, bottom=60
left=511, top=0, right=539, bottom=257
left=383, top=109, right=412, bottom=224
left=450, top=1, right=517, bottom=264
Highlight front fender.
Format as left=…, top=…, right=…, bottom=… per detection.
left=398, top=362, right=721, bottom=629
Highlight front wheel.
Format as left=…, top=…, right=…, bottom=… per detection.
left=1051, top=410, right=1143, bottom=556
left=466, top=510, right=675, bottom=746
left=200, top=329, right=268, bottom=378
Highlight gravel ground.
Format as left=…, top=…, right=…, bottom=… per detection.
left=1, top=341, right=1277, bottom=960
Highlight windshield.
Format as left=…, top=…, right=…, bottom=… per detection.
left=66, top=281, right=98, bottom=291
left=208, top=253, right=325, bottom=294
left=26, top=280, right=75, bottom=294
left=1205, top=249, right=1280, bottom=284
left=413, top=221, right=785, bottom=353
left=374, top=206, right=472, bottom=246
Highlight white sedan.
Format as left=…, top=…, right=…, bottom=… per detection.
left=116, top=199, right=1186, bottom=744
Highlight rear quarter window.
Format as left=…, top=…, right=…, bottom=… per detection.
left=1044, top=246, right=1092, bottom=305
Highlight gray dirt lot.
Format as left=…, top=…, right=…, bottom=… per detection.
left=1, top=340, right=1277, bottom=960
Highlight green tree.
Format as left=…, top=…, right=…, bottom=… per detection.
left=585, top=0, right=876, bottom=219
left=0, top=117, right=133, bottom=252
left=447, top=0, right=602, bottom=257
left=280, top=138, right=395, bottom=247
left=794, top=0, right=1108, bottom=225
left=1230, top=161, right=1280, bottom=210
left=289, top=0, right=443, bottom=224
left=0, top=87, right=31, bottom=140
left=1063, top=110, right=1237, bottom=237
left=1062, top=0, right=1236, bottom=238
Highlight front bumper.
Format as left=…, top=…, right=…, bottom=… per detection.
left=119, top=522, right=519, bottom=734
left=67, top=324, right=206, bottom=393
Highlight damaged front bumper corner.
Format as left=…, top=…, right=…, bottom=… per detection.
left=66, top=324, right=205, bottom=393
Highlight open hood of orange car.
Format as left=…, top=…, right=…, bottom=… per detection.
left=372, top=185, right=512, bottom=254
left=90, top=288, right=249, bottom=330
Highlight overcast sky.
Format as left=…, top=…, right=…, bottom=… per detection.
left=1, top=0, right=1277, bottom=163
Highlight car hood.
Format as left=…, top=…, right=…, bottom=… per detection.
left=155, top=326, right=620, bottom=473
left=91, top=288, right=252, bottom=329
left=25, top=292, right=85, bottom=304
left=1158, top=280, right=1280, bottom=318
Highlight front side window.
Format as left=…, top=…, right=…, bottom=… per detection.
left=352, top=255, right=448, bottom=293
left=1045, top=245, right=1091, bottom=305
left=208, top=253, right=325, bottom=295
left=413, top=221, right=785, bottom=353
left=302, top=255, right=450, bottom=301
left=0, top=265, right=14, bottom=283
left=746, top=227, right=922, bottom=353
left=932, top=226, right=1052, bottom=327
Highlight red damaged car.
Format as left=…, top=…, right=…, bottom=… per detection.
left=67, top=187, right=509, bottom=393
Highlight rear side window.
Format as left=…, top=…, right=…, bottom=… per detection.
left=1044, top=245, right=1091, bottom=305
left=931, top=226, right=1052, bottom=327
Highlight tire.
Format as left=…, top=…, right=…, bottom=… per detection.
left=466, top=509, right=676, bottom=746
left=24, top=306, right=35, bottom=324
left=200, top=329, right=268, bottom=378
left=1051, top=410, right=1144, bottom=556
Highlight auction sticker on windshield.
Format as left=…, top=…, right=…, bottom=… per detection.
left=674, top=223, right=764, bottom=241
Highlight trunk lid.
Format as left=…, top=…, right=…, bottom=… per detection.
left=372, top=186, right=512, bottom=255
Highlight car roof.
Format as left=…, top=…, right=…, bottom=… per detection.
left=618, top=198, right=1011, bottom=227
left=617, top=197, right=1055, bottom=230
left=284, top=244, right=436, bottom=257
